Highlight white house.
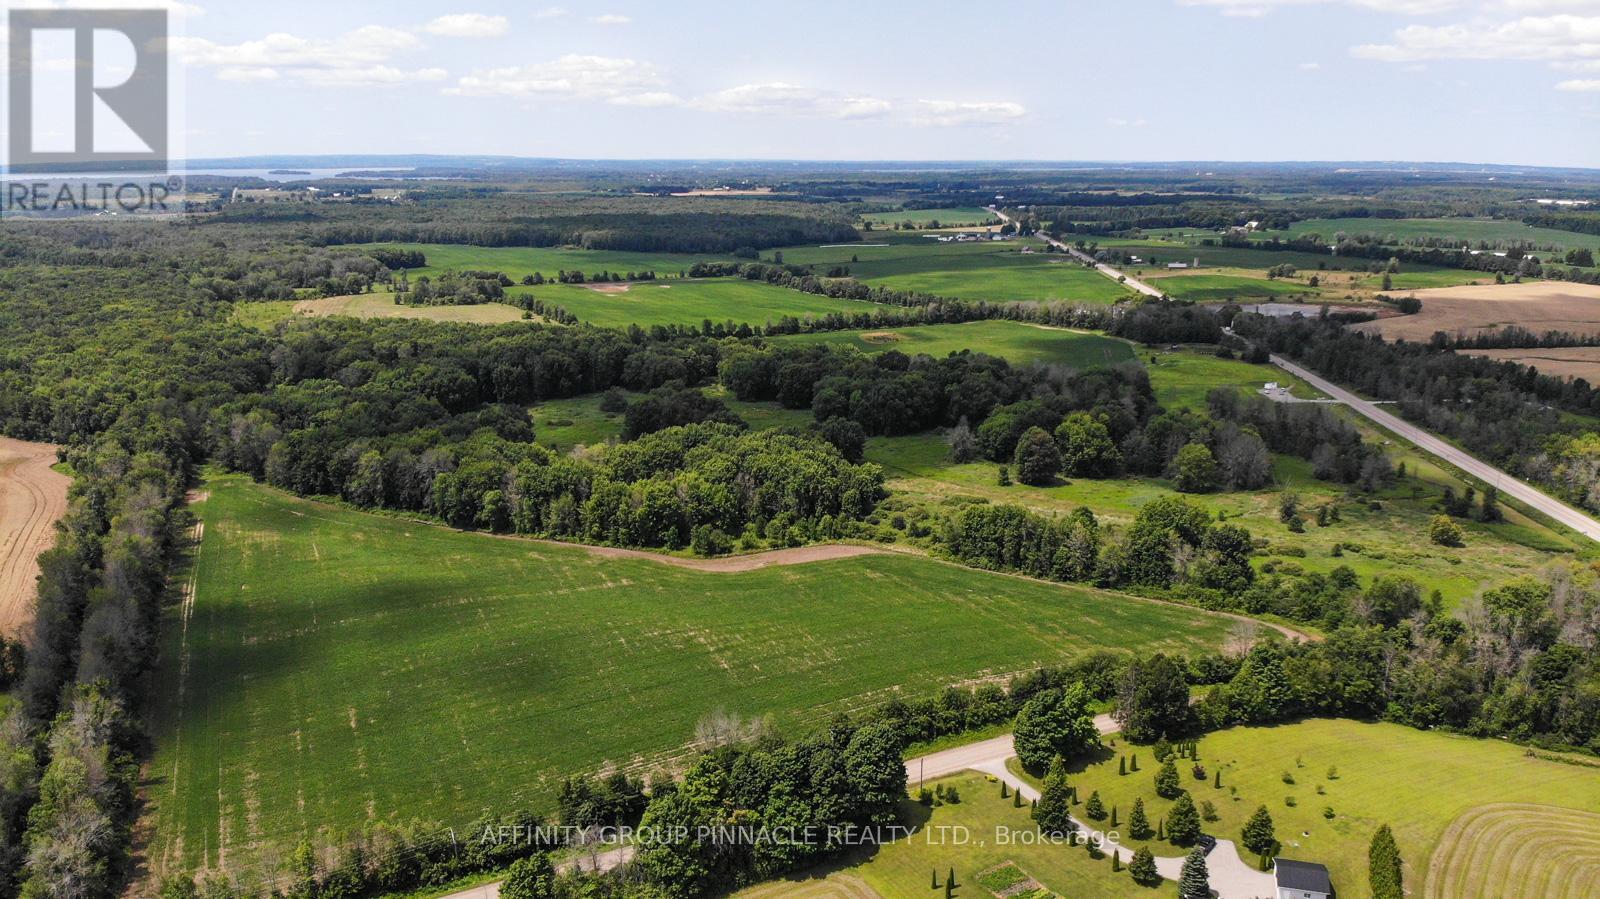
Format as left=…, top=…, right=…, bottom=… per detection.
left=1273, top=858, right=1332, bottom=899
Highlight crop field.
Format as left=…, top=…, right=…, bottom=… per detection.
left=146, top=476, right=1244, bottom=876
left=1016, top=719, right=1600, bottom=899
left=777, top=234, right=1135, bottom=304
left=861, top=207, right=998, bottom=227
left=1141, top=272, right=1309, bottom=302
left=298, top=293, right=530, bottom=323
left=1464, top=346, right=1600, bottom=383
left=515, top=279, right=883, bottom=329
left=350, top=243, right=734, bottom=280
left=775, top=321, right=1137, bottom=367
left=1349, top=281, right=1600, bottom=342
left=1258, top=217, right=1600, bottom=253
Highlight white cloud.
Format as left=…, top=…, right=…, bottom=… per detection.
left=448, top=54, right=666, bottom=99
left=532, top=6, right=569, bottom=18
left=218, top=66, right=278, bottom=81
left=690, top=83, right=1024, bottom=126
left=607, top=91, right=683, bottom=107
left=589, top=13, right=632, bottom=24
left=172, top=25, right=442, bottom=87
left=911, top=99, right=1027, bottom=126
left=1352, top=14, right=1600, bottom=62
left=1558, top=77, right=1600, bottom=88
left=1180, top=0, right=1463, bottom=16
left=422, top=13, right=509, bottom=38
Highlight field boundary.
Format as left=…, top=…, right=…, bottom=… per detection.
left=0, top=436, right=70, bottom=637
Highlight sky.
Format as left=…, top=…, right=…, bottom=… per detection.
left=15, top=0, right=1600, bottom=166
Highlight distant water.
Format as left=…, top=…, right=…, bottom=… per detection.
left=0, top=167, right=410, bottom=182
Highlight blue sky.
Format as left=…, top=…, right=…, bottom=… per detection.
left=143, top=0, right=1600, bottom=165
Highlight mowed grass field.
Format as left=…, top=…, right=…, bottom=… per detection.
left=1259, top=217, right=1600, bottom=254
left=779, top=234, right=1135, bottom=304
left=860, top=207, right=998, bottom=227
left=146, top=476, right=1243, bottom=876
left=1142, top=272, right=1308, bottom=302
left=513, top=279, right=884, bottom=329
left=775, top=321, right=1136, bottom=367
left=1017, top=719, right=1600, bottom=899
left=351, top=243, right=733, bottom=280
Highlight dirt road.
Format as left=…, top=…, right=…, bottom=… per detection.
left=1271, top=354, right=1600, bottom=544
left=0, top=437, right=69, bottom=636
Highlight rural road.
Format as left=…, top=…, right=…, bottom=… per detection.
left=986, top=206, right=1166, bottom=298
left=441, top=715, right=1277, bottom=899
left=1270, top=354, right=1600, bottom=544
left=0, top=437, right=70, bottom=636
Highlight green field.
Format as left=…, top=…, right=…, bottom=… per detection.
left=861, top=207, right=998, bottom=227
left=353, top=243, right=734, bottom=280
left=1260, top=217, right=1600, bottom=254
left=1012, top=719, right=1600, bottom=899
left=1143, top=273, right=1309, bottom=302
left=515, top=279, right=884, bottom=329
left=775, top=321, right=1137, bottom=367
left=787, top=772, right=1178, bottom=899
left=778, top=234, right=1135, bottom=304
left=147, top=476, right=1244, bottom=877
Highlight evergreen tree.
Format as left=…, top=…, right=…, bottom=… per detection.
left=1085, top=790, right=1106, bottom=821
left=1369, top=824, right=1404, bottom=899
left=1179, top=847, right=1210, bottom=899
left=1032, top=756, right=1075, bottom=837
left=1167, top=792, right=1201, bottom=846
left=1242, top=805, right=1277, bottom=856
left=1155, top=758, right=1182, bottom=798
left=1128, top=846, right=1158, bottom=886
left=1129, top=798, right=1151, bottom=839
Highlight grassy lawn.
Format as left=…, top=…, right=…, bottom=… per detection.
left=513, top=279, right=883, bottom=329
left=774, top=322, right=1137, bottom=367
left=1017, top=719, right=1600, bottom=899
left=773, top=773, right=1177, bottom=899
left=146, top=476, right=1243, bottom=878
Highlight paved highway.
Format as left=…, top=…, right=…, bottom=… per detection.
left=1271, top=354, right=1600, bottom=544
left=986, top=205, right=1165, bottom=297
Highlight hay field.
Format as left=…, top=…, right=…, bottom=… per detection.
left=1350, top=281, right=1600, bottom=342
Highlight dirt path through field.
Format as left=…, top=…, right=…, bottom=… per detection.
left=0, top=437, right=70, bottom=636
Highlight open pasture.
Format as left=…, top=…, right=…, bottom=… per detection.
left=518, top=279, right=884, bottom=329
left=145, top=476, right=1242, bottom=876
left=1141, top=272, right=1310, bottom=302
left=860, top=207, right=999, bottom=228
left=778, top=235, right=1135, bottom=304
left=350, top=243, right=733, bottom=280
left=1258, top=217, right=1600, bottom=253
left=775, top=321, right=1136, bottom=367
left=296, top=293, right=530, bottom=324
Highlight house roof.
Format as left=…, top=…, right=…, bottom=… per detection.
left=1274, top=858, right=1332, bottom=893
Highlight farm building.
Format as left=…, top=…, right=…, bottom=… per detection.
left=1273, top=858, right=1332, bottom=899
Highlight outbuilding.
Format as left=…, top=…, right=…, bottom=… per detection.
left=1273, top=858, right=1332, bottom=899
